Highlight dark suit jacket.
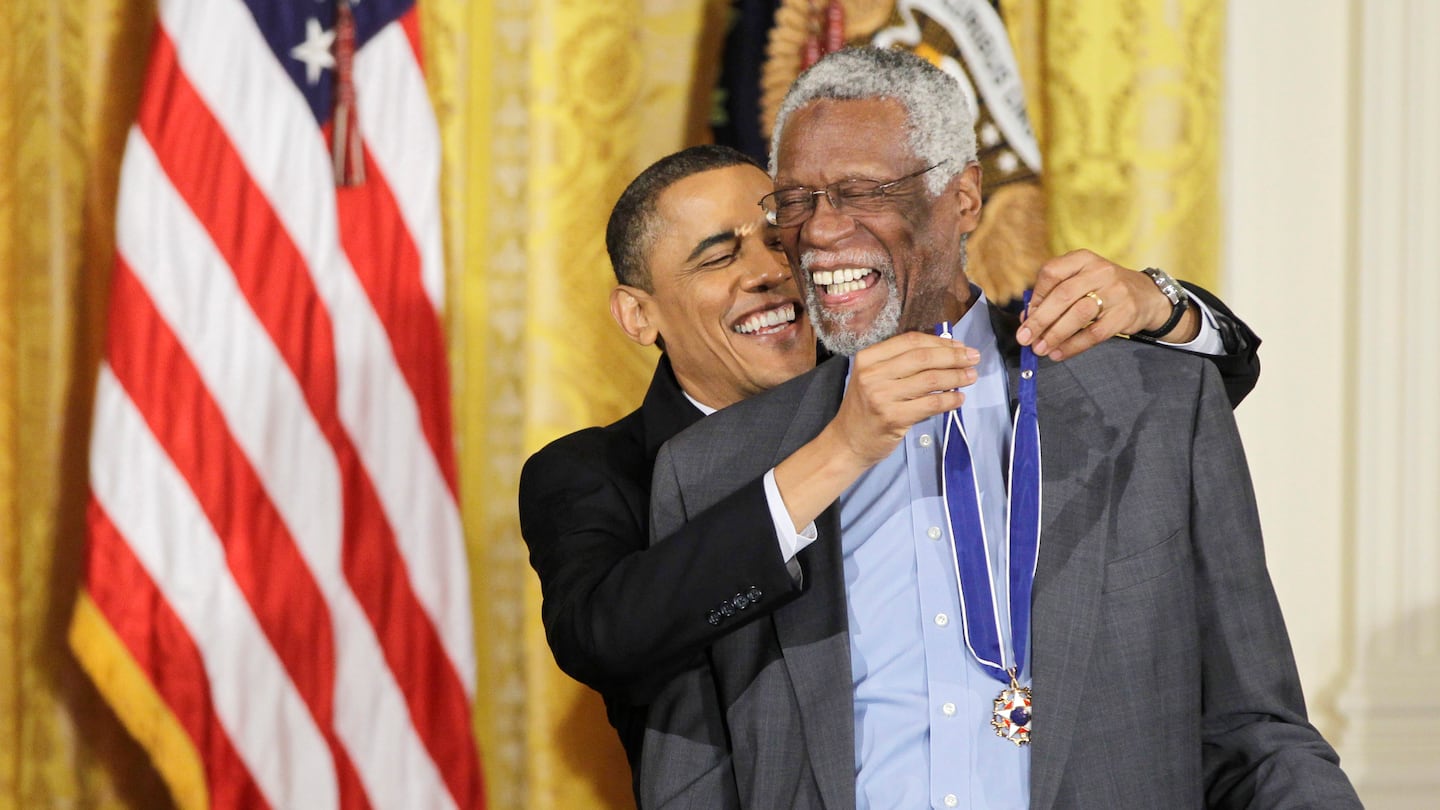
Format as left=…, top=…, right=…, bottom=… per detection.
left=518, top=356, right=805, bottom=783
left=641, top=305, right=1358, bottom=809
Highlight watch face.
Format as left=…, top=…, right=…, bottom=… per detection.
left=1145, top=268, right=1184, bottom=305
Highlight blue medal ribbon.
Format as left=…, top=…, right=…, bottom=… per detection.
left=936, top=292, right=1041, bottom=686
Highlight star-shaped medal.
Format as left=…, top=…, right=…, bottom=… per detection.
left=992, top=682, right=1033, bottom=746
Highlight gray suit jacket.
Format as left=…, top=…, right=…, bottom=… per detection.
left=641, top=305, right=1359, bottom=809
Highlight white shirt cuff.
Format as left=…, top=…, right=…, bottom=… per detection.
left=1158, top=295, right=1224, bottom=355
left=763, top=469, right=817, bottom=574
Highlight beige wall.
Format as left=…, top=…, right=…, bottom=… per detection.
left=1224, top=2, right=1440, bottom=806
left=1224, top=0, right=1351, bottom=732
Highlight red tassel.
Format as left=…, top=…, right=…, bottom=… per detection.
left=803, top=33, right=822, bottom=69
left=801, top=0, right=823, bottom=68
left=332, top=0, right=365, bottom=187
left=825, top=0, right=845, bottom=54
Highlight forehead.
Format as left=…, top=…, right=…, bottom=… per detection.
left=775, top=97, right=914, bottom=184
left=650, top=164, right=771, bottom=249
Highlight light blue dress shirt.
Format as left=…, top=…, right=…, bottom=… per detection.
left=842, top=294, right=1030, bottom=810
left=705, top=288, right=1218, bottom=806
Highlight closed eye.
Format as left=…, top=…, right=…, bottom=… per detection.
left=699, top=251, right=736, bottom=269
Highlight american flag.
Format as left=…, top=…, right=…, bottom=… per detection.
left=70, top=0, right=483, bottom=807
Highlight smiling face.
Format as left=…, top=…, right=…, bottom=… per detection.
left=611, top=164, right=816, bottom=410
left=774, top=97, right=982, bottom=354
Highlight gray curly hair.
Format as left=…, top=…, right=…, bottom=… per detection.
left=770, top=46, right=978, bottom=194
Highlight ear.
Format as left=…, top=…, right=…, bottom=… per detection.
left=609, top=285, right=661, bottom=347
left=948, top=161, right=984, bottom=231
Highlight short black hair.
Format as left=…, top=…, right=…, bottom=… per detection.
left=606, top=144, right=764, bottom=291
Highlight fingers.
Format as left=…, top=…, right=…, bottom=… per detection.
left=854, top=329, right=979, bottom=366
left=849, top=357, right=977, bottom=407
left=836, top=336, right=977, bottom=441
left=1019, top=250, right=1116, bottom=352
left=1027, top=249, right=1091, bottom=299
left=1017, top=249, right=1160, bottom=361
left=831, top=331, right=982, bottom=465
left=886, top=389, right=966, bottom=427
left=831, top=387, right=965, bottom=467
left=851, top=334, right=981, bottom=394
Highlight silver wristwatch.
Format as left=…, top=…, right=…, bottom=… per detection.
left=1136, top=267, right=1190, bottom=338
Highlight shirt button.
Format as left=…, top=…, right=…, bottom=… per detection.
left=934, top=613, right=949, bottom=627
left=927, top=526, right=942, bottom=540
left=944, top=794, right=958, bottom=807
left=919, top=433, right=933, bottom=447
left=942, top=702, right=956, bottom=716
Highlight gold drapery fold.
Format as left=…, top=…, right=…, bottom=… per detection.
left=1037, top=0, right=1223, bottom=288
left=449, top=0, right=708, bottom=807
left=0, top=0, right=172, bottom=808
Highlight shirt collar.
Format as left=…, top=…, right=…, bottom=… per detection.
left=953, top=286, right=998, bottom=357
left=682, top=390, right=718, bottom=416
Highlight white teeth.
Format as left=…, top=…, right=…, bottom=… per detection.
left=812, top=268, right=875, bottom=295
left=811, top=268, right=870, bottom=286
left=733, top=303, right=797, bottom=334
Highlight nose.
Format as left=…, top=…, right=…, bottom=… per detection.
left=800, top=190, right=856, bottom=248
left=738, top=251, right=792, bottom=292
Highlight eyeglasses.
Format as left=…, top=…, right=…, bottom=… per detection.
left=759, top=162, right=947, bottom=227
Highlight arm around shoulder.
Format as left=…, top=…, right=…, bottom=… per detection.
left=1175, top=281, right=1263, bottom=409
left=520, top=438, right=800, bottom=691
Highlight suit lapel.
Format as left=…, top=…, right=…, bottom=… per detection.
left=993, top=308, right=1110, bottom=810
left=640, top=353, right=705, bottom=464
left=768, top=358, right=856, bottom=810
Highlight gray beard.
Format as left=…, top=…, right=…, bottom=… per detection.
left=807, top=269, right=903, bottom=356
left=802, top=237, right=967, bottom=356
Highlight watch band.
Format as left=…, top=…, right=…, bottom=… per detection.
left=1135, top=267, right=1189, bottom=339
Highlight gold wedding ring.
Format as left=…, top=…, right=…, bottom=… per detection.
left=1083, top=290, right=1104, bottom=322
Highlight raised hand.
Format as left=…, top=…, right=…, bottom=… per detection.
left=1016, top=249, right=1199, bottom=360
left=774, top=331, right=979, bottom=528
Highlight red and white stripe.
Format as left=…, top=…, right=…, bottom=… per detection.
left=80, top=1, right=482, bottom=808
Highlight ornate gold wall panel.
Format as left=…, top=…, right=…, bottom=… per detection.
left=432, top=0, right=540, bottom=806
left=1040, top=0, right=1223, bottom=288
left=519, top=6, right=653, bottom=806
left=0, top=0, right=173, bottom=808
left=448, top=0, right=707, bottom=807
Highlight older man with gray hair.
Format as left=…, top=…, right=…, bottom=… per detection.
left=640, top=46, right=1359, bottom=809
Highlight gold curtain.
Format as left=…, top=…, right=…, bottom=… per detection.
left=0, top=1, right=1219, bottom=809
left=437, top=0, right=713, bottom=807
left=0, top=0, right=172, bottom=806
left=1032, top=0, right=1223, bottom=288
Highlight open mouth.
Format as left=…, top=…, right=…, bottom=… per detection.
left=732, top=302, right=799, bottom=335
left=810, top=268, right=878, bottom=296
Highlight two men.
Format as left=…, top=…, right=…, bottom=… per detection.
left=639, top=47, right=1358, bottom=808
left=523, top=149, right=1259, bottom=803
